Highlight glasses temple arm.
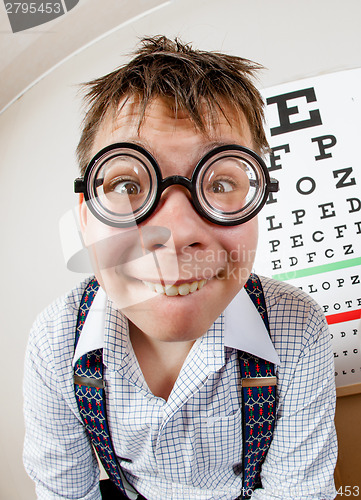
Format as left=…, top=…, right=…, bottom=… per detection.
left=268, top=178, right=279, bottom=193
left=74, top=178, right=104, bottom=193
left=74, top=178, right=85, bottom=193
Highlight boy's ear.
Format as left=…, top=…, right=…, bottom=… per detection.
left=79, top=193, right=87, bottom=233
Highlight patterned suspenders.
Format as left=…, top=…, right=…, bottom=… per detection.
left=74, top=274, right=276, bottom=499
left=73, top=280, right=129, bottom=494
left=241, top=275, right=277, bottom=498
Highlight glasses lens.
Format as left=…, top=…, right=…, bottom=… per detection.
left=197, top=150, right=266, bottom=224
left=87, top=148, right=157, bottom=226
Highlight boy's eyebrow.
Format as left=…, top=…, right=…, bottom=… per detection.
left=201, top=140, right=240, bottom=152
left=105, top=138, right=242, bottom=160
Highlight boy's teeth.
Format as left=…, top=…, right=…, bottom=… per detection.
left=142, top=279, right=207, bottom=296
left=165, top=285, right=179, bottom=296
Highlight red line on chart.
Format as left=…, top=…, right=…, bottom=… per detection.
left=326, top=309, right=361, bottom=325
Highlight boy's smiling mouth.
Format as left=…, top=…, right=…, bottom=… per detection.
left=141, top=278, right=208, bottom=296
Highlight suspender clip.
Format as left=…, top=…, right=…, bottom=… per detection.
left=74, top=374, right=105, bottom=389
left=242, top=376, right=277, bottom=388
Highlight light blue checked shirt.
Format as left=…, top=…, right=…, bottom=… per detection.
left=23, top=276, right=337, bottom=500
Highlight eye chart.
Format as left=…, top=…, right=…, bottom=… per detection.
left=254, top=68, right=361, bottom=390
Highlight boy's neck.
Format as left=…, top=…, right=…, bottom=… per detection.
left=129, top=322, right=195, bottom=401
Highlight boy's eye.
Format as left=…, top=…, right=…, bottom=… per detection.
left=111, top=179, right=141, bottom=195
left=210, top=178, right=236, bottom=193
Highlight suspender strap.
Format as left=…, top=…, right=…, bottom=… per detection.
left=241, top=274, right=276, bottom=499
left=74, top=274, right=276, bottom=500
left=74, top=279, right=134, bottom=498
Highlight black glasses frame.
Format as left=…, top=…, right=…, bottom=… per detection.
left=74, top=142, right=279, bottom=227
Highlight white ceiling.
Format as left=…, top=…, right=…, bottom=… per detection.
left=0, top=0, right=167, bottom=113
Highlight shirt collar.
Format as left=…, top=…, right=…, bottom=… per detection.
left=72, top=286, right=280, bottom=367
left=73, top=286, right=108, bottom=366
left=224, top=288, right=280, bottom=365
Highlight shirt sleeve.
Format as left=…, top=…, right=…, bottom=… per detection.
left=23, top=316, right=102, bottom=500
left=251, top=291, right=337, bottom=500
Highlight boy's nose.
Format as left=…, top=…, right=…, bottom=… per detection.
left=141, top=186, right=211, bottom=253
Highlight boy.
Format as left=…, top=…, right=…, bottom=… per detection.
left=24, top=36, right=337, bottom=499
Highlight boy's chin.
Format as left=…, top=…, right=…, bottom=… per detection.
left=123, top=297, right=222, bottom=344
left=128, top=318, right=208, bottom=344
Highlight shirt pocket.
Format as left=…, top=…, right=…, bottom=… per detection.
left=188, top=408, right=243, bottom=488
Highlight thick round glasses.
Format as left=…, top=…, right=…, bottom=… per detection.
left=74, top=142, right=279, bottom=227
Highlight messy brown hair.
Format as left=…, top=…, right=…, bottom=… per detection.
left=76, top=35, right=269, bottom=174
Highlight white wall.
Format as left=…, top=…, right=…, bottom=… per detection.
left=1, top=0, right=361, bottom=498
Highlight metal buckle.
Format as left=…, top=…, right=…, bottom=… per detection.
left=73, top=374, right=105, bottom=389
left=242, top=376, right=277, bottom=388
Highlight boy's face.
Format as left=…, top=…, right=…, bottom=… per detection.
left=80, top=96, right=259, bottom=343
